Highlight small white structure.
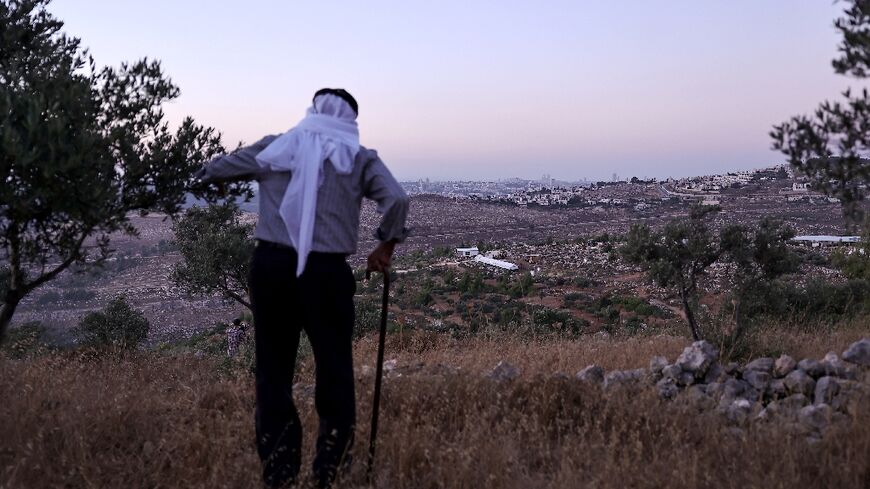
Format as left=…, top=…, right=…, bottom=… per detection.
left=791, top=235, right=860, bottom=247
left=474, top=254, right=519, bottom=270
left=456, top=247, right=479, bottom=258
left=793, top=182, right=810, bottom=192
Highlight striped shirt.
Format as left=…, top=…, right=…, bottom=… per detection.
left=198, top=135, right=410, bottom=254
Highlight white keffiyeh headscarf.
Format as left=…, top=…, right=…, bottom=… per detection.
left=255, top=93, right=360, bottom=276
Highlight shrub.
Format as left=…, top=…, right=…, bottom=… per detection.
left=76, top=296, right=150, bottom=350
left=414, top=289, right=434, bottom=307
left=613, top=295, right=666, bottom=318
left=506, top=273, right=534, bottom=298
left=622, top=315, right=646, bottom=335
left=563, top=292, right=584, bottom=308
left=573, top=276, right=599, bottom=288
left=0, top=321, right=49, bottom=359
left=529, top=307, right=586, bottom=335
left=354, top=296, right=381, bottom=340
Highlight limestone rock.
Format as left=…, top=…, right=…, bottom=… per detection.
left=656, top=377, right=679, bottom=400
left=744, top=357, right=774, bottom=373
left=773, top=354, right=797, bottom=378
left=798, top=403, right=832, bottom=432
left=661, top=364, right=682, bottom=380
left=819, top=352, right=851, bottom=378
left=725, top=399, right=754, bottom=425
left=781, top=393, right=810, bottom=412
left=743, top=370, right=771, bottom=392
left=756, top=407, right=772, bottom=422
left=830, top=379, right=868, bottom=412
left=722, top=378, right=750, bottom=400
left=675, top=341, right=719, bottom=378
left=489, top=361, right=520, bottom=382
left=798, top=359, right=825, bottom=378
left=784, top=369, right=816, bottom=396
left=662, top=363, right=695, bottom=386
left=649, top=356, right=668, bottom=374
left=767, top=378, right=787, bottom=400
left=576, top=365, right=604, bottom=384
left=677, top=371, right=696, bottom=387
left=843, top=338, right=870, bottom=366
left=604, top=368, right=647, bottom=389
left=685, top=385, right=715, bottom=409
left=703, top=362, right=726, bottom=384
left=814, top=376, right=840, bottom=405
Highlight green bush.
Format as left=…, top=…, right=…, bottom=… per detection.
left=62, top=288, right=97, bottom=302
left=573, top=276, right=599, bottom=288
left=76, top=296, right=150, bottom=350
left=613, top=295, right=666, bottom=318
left=622, top=315, right=646, bottom=335
left=528, top=307, right=587, bottom=335
left=562, top=292, right=584, bottom=308
left=734, top=279, right=870, bottom=322
left=354, top=296, right=381, bottom=340
left=414, top=289, right=434, bottom=307
left=1, top=321, right=49, bottom=359
left=503, top=272, right=534, bottom=298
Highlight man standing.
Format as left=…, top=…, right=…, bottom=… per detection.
left=196, top=88, right=409, bottom=488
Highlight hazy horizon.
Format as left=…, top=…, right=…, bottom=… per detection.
left=53, top=1, right=847, bottom=181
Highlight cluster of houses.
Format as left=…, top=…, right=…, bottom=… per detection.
left=505, top=187, right=579, bottom=206
left=673, top=170, right=754, bottom=192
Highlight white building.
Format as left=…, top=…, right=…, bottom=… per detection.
left=456, top=247, right=479, bottom=258
left=793, top=182, right=810, bottom=192
left=791, top=235, right=860, bottom=247
left=474, top=255, right=519, bottom=270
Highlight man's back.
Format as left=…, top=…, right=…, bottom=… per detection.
left=200, top=136, right=409, bottom=254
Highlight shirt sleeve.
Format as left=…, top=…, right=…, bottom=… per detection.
left=362, top=151, right=411, bottom=243
left=196, top=135, right=279, bottom=183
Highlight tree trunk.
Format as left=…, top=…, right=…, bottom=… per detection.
left=0, top=294, right=21, bottom=345
left=680, top=288, right=702, bottom=341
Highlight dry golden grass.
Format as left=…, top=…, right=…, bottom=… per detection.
left=2, top=326, right=870, bottom=489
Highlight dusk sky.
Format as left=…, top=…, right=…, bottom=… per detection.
left=54, top=1, right=847, bottom=181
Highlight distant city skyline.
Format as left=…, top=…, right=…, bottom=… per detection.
left=53, top=1, right=846, bottom=181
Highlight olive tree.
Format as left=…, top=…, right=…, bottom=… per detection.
left=719, top=218, right=800, bottom=337
left=0, top=1, right=247, bottom=341
left=772, top=0, right=870, bottom=225
left=171, top=203, right=254, bottom=310
left=622, top=206, right=721, bottom=340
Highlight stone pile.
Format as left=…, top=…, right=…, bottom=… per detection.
left=574, top=338, right=870, bottom=439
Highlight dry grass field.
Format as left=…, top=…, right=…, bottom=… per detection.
left=2, top=322, right=870, bottom=489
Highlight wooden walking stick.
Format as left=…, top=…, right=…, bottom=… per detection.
left=367, top=270, right=390, bottom=479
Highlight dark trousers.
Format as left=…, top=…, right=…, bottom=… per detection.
left=249, top=243, right=357, bottom=487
